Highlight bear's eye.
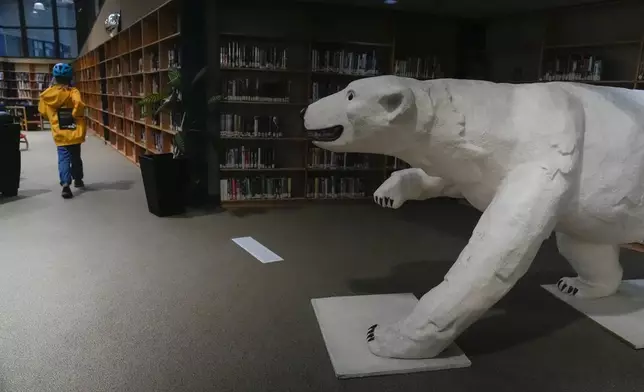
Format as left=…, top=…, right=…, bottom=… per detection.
left=347, top=90, right=355, bottom=101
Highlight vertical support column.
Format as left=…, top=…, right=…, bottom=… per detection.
left=52, top=2, right=61, bottom=58
left=206, top=0, right=221, bottom=206
left=179, top=0, right=214, bottom=207
left=18, top=0, right=28, bottom=57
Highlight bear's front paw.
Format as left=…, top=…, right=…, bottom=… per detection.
left=373, top=176, right=406, bottom=209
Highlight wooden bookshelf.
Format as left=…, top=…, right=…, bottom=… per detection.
left=0, top=58, right=67, bottom=129
left=75, top=0, right=458, bottom=207
left=75, top=0, right=180, bottom=166
left=212, top=3, right=456, bottom=206
left=485, top=1, right=644, bottom=90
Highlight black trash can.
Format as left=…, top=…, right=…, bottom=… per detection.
left=0, top=112, right=21, bottom=197
left=140, top=153, right=187, bottom=217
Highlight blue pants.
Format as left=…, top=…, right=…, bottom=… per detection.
left=57, top=144, right=83, bottom=186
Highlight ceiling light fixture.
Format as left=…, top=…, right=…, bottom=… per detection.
left=34, top=2, right=45, bottom=11
left=384, top=0, right=397, bottom=4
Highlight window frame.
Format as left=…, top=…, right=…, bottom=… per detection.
left=0, top=0, right=77, bottom=59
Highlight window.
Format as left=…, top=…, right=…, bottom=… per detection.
left=0, top=0, right=77, bottom=58
left=0, top=27, right=21, bottom=56
left=56, top=0, right=75, bottom=28
left=26, top=28, right=54, bottom=57
left=24, top=0, right=54, bottom=27
left=0, top=0, right=20, bottom=26
left=58, top=28, right=76, bottom=58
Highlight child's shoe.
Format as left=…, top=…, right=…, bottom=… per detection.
left=74, top=179, right=85, bottom=188
left=61, top=185, right=73, bottom=199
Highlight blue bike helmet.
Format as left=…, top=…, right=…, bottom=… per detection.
left=52, top=63, right=73, bottom=79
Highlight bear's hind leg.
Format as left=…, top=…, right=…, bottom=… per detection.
left=556, top=232, right=622, bottom=299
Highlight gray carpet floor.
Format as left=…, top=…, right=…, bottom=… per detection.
left=1, top=132, right=643, bottom=392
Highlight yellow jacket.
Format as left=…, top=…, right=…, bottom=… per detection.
left=38, top=85, right=86, bottom=146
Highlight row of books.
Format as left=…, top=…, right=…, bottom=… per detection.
left=219, top=114, right=282, bottom=138
left=541, top=56, right=603, bottom=81
left=311, top=81, right=344, bottom=102
left=223, top=79, right=291, bottom=102
left=306, top=176, right=366, bottom=199
left=394, top=57, right=444, bottom=80
left=220, top=177, right=293, bottom=201
left=221, top=42, right=288, bottom=70
left=0, top=72, right=50, bottom=82
left=311, top=49, right=381, bottom=75
left=222, top=147, right=277, bottom=169
left=106, top=47, right=180, bottom=76
left=308, top=149, right=372, bottom=169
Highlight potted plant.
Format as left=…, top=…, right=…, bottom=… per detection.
left=138, top=68, right=189, bottom=217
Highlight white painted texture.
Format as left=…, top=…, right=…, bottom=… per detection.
left=304, top=76, right=644, bottom=358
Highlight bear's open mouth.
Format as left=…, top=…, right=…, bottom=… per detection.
left=305, top=125, right=344, bottom=142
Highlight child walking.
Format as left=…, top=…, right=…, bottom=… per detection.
left=38, top=63, right=87, bottom=199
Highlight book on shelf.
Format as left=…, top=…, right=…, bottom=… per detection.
left=308, top=148, right=371, bottom=169
left=311, top=49, right=380, bottom=75
left=223, top=78, right=291, bottom=102
left=222, top=146, right=276, bottom=169
left=220, top=177, right=292, bottom=201
left=153, top=131, right=164, bottom=151
left=170, top=112, right=183, bottom=132
left=167, top=46, right=181, bottom=69
left=220, top=114, right=282, bottom=138
left=541, top=55, right=603, bottom=81
left=220, top=41, right=288, bottom=70
left=306, top=176, right=366, bottom=199
left=394, top=56, right=443, bottom=79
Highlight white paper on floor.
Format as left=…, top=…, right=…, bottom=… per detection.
left=232, top=237, right=283, bottom=263
left=542, top=279, right=644, bottom=349
left=311, top=293, right=471, bottom=379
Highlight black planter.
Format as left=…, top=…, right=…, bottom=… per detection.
left=140, top=153, right=188, bottom=217
left=0, top=113, right=21, bottom=197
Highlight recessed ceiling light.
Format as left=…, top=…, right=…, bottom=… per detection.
left=384, top=0, right=397, bottom=4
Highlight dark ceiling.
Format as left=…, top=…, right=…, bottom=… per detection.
left=297, top=0, right=613, bottom=17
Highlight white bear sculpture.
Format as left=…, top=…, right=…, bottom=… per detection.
left=302, top=75, right=644, bottom=359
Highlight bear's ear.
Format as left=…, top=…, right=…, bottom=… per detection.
left=378, top=86, right=415, bottom=124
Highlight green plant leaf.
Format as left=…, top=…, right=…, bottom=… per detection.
left=168, top=68, right=181, bottom=89
left=137, top=93, right=164, bottom=106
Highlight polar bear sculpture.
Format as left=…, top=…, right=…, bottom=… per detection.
left=302, top=75, right=644, bottom=359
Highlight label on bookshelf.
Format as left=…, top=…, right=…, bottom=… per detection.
left=220, top=114, right=282, bottom=138
left=220, top=177, right=292, bottom=201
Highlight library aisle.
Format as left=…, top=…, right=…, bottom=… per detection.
left=1, top=133, right=644, bottom=391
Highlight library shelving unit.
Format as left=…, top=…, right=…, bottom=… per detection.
left=214, top=5, right=454, bottom=206
left=0, top=58, right=65, bottom=130
left=487, top=2, right=644, bottom=90
left=76, top=1, right=457, bottom=207
left=75, top=0, right=180, bottom=165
